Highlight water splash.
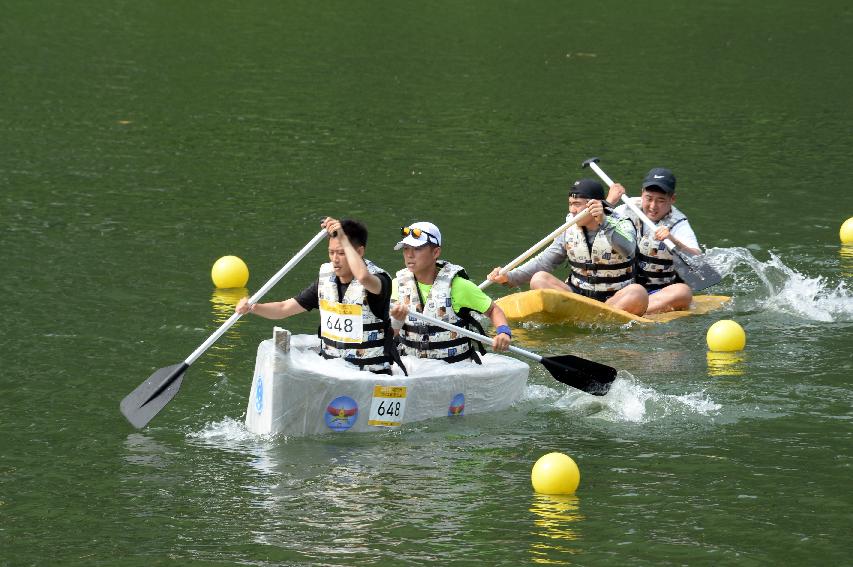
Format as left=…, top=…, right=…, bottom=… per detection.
left=554, top=373, right=721, bottom=424
left=706, top=247, right=853, bottom=322
left=187, top=416, right=271, bottom=447
left=523, top=383, right=561, bottom=401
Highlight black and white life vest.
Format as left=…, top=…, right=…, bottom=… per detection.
left=563, top=218, right=635, bottom=300
left=317, top=260, right=394, bottom=373
left=624, top=197, right=688, bottom=290
left=396, top=261, right=483, bottom=363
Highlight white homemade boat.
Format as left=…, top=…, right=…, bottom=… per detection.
left=245, top=328, right=530, bottom=436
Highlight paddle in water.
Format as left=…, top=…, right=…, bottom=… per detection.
left=120, top=229, right=329, bottom=428
left=402, top=308, right=617, bottom=395
left=582, top=157, right=722, bottom=292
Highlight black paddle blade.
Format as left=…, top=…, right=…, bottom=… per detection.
left=120, top=362, right=188, bottom=429
left=672, top=250, right=723, bottom=292
left=540, top=355, right=617, bottom=396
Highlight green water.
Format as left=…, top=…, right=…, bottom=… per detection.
left=2, top=1, right=852, bottom=565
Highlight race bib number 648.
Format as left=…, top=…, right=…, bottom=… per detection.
left=319, top=299, right=363, bottom=343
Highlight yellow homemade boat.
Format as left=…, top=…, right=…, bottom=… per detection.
left=494, top=289, right=730, bottom=325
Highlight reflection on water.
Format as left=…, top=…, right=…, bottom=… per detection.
left=508, top=326, right=552, bottom=348
left=528, top=494, right=584, bottom=564
left=707, top=351, right=746, bottom=377
left=123, top=433, right=172, bottom=469
left=840, top=245, right=853, bottom=277
left=211, top=287, right=248, bottom=324
left=208, top=288, right=249, bottom=370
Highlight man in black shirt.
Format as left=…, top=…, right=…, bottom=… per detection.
left=290, top=266, right=390, bottom=323
left=236, top=217, right=399, bottom=374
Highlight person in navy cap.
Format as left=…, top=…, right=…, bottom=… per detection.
left=487, top=179, right=648, bottom=316
left=607, top=168, right=701, bottom=314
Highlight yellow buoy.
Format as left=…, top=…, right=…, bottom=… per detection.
left=531, top=452, right=580, bottom=495
left=841, top=217, right=853, bottom=244
left=211, top=256, right=249, bottom=288
left=706, top=320, right=746, bottom=352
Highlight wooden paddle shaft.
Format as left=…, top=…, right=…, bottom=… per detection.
left=586, top=161, right=678, bottom=253
left=184, top=229, right=328, bottom=366
left=478, top=210, right=591, bottom=290
left=403, top=308, right=543, bottom=363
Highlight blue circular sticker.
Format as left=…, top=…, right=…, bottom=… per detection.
left=448, top=393, right=465, bottom=416
left=254, top=376, right=264, bottom=414
left=325, top=396, right=359, bottom=431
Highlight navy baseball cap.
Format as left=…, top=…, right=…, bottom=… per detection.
left=642, top=168, right=676, bottom=194
left=569, top=178, right=605, bottom=200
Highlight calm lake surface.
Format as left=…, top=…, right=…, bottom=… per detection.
left=2, top=1, right=851, bottom=565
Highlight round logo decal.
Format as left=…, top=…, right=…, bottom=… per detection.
left=254, top=376, right=264, bottom=414
left=325, top=396, right=359, bottom=431
left=448, top=393, right=465, bottom=416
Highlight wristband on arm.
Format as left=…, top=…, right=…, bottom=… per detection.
left=496, top=325, right=512, bottom=338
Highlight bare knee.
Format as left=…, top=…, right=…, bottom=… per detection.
left=529, top=271, right=549, bottom=289
left=646, top=283, right=693, bottom=314
left=627, top=284, right=650, bottom=315
left=530, top=271, right=567, bottom=291
left=607, top=284, right=648, bottom=315
left=669, top=283, right=693, bottom=309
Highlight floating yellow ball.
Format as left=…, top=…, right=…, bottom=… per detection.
left=211, top=255, right=249, bottom=288
left=531, top=452, right=580, bottom=495
left=706, top=320, right=746, bottom=352
left=841, top=217, right=853, bottom=244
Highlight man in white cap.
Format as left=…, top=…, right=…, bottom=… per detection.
left=606, top=168, right=701, bottom=314
left=390, top=221, right=512, bottom=363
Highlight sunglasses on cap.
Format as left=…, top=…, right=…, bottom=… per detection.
left=401, top=226, right=439, bottom=245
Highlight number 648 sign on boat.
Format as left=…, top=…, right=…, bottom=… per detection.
left=368, top=385, right=408, bottom=427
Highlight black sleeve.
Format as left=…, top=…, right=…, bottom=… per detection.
left=366, top=272, right=392, bottom=320
left=294, top=281, right=320, bottom=311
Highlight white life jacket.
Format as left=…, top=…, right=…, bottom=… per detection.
left=317, top=260, right=393, bottom=373
left=563, top=218, right=635, bottom=300
left=624, top=197, right=688, bottom=290
left=396, top=261, right=481, bottom=363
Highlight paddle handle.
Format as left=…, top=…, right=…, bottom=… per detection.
left=184, top=229, right=328, bottom=365
left=586, top=161, right=678, bottom=253
left=403, top=308, right=543, bottom=363
left=478, top=210, right=591, bottom=289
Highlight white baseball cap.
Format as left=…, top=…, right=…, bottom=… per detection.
left=394, top=221, right=442, bottom=250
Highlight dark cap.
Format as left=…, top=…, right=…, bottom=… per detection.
left=569, top=178, right=605, bottom=200
left=641, top=168, right=676, bottom=194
